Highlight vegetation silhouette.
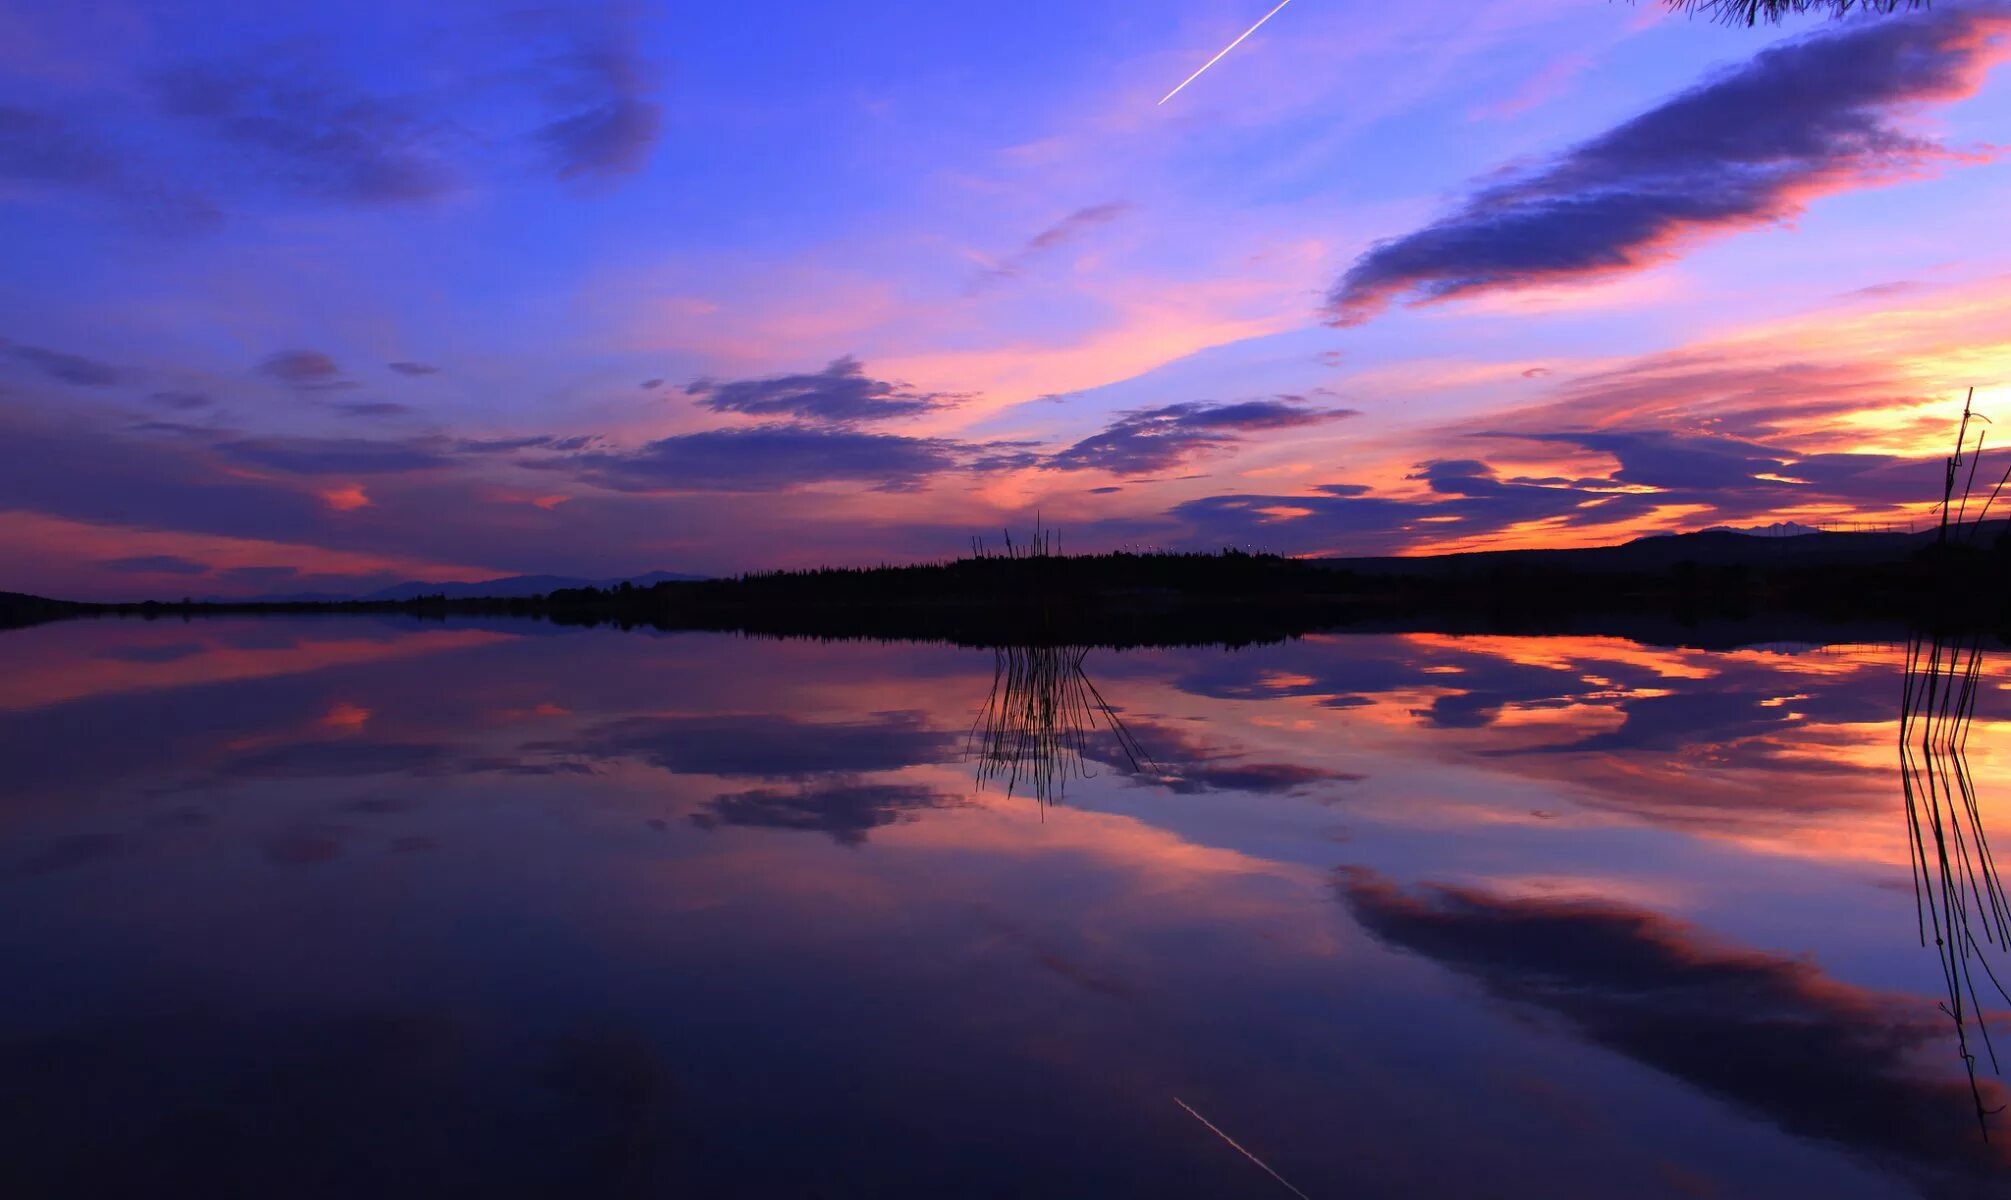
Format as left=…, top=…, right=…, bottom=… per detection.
left=1901, top=395, right=2011, bottom=1136
left=1651, top=0, right=1928, bottom=24
left=968, top=643, right=1152, bottom=807
left=1900, top=625, right=2010, bottom=1137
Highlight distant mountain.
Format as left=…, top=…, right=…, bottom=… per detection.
left=1317, top=524, right=1987, bottom=579
left=1701, top=521, right=1829, bottom=538
left=243, top=570, right=710, bottom=603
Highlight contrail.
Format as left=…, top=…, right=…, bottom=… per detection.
left=1158, top=0, right=1298, bottom=105
left=1172, top=1096, right=1312, bottom=1199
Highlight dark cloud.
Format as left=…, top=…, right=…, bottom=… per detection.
left=973, top=202, right=1133, bottom=288
left=563, top=425, right=971, bottom=493
left=535, top=25, right=662, bottom=180
left=221, top=739, right=452, bottom=779
left=215, top=435, right=452, bottom=475
left=456, top=433, right=598, bottom=454
left=0, top=104, right=222, bottom=233
left=388, top=361, right=439, bottom=376
left=152, top=62, right=460, bottom=205
left=1329, top=8, right=2007, bottom=323
left=691, top=781, right=960, bottom=845
left=148, top=390, right=213, bottom=410
left=0, top=104, right=117, bottom=188
left=97, top=554, right=210, bottom=576
left=329, top=401, right=415, bottom=419
left=639, top=378, right=663, bottom=390
left=220, top=565, right=298, bottom=586
left=1159, top=415, right=1951, bottom=555
left=1336, top=870, right=2011, bottom=1183
left=533, top=711, right=956, bottom=779
left=7, top=344, right=119, bottom=386
left=0, top=413, right=334, bottom=547
left=686, top=357, right=962, bottom=425
left=1049, top=400, right=1358, bottom=475
left=258, top=349, right=350, bottom=389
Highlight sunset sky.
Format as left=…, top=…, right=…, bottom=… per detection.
left=5, top=0, right=2011, bottom=598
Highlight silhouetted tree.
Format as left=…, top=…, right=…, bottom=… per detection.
left=1654, top=0, right=1927, bottom=24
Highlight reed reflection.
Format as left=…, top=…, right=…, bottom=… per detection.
left=1901, top=628, right=2011, bottom=1134
left=968, top=645, right=1150, bottom=805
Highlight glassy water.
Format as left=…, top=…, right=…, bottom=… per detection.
left=3, top=616, right=2009, bottom=1198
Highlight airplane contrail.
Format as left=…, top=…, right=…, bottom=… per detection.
left=1173, top=1096, right=1312, bottom=1199
left=1158, top=0, right=1298, bottom=106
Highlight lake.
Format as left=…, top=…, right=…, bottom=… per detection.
left=2, top=616, right=2007, bottom=1198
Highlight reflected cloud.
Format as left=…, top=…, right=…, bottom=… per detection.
left=692, top=780, right=961, bottom=846
left=1336, top=868, right=2011, bottom=1185
left=538, top=710, right=956, bottom=779
left=1084, top=719, right=1361, bottom=797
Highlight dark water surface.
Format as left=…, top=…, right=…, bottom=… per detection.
left=3, top=616, right=2009, bottom=1198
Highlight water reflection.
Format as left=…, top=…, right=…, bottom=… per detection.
left=1337, top=868, right=2011, bottom=1186
left=5, top=618, right=2011, bottom=1195
left=1901, top=629, right=2011, bottom=1133
left=969, top=644, right=1150, bottom=805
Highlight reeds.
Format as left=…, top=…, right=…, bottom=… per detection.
left=1661, top=0, right=1927, bottom=26
left=1932, top=388, right=2011, bottom=548
left=1900, top=628, right=2010, bottom=1136
left=969, top=513, right=1059, bottom=561
left=1902, top=393, right=2011, bottom=1136
left=968, top=644, right=1152, bottom=806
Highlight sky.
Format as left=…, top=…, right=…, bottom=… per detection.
left=4, top=0, right=2011, bottom=598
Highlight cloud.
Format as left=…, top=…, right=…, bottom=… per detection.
left=686, top=356, right=964, bottom=425
left=0, top=103, right=222, bottom=233
left=221, top=738, right=452, bottom=779
left=95, top=554, right=210, bottom=576
left=456, top=434, right=598, bottom=454
left=531, top=711, right=956, bottom=778
left=1157, top=409, right=1959, bottom=555
left=0, top=104, right=117, bottom=188
left=691, top=781, right=960, bottom=845
left=563, top=425, right=974, bottom=493
left=387, top=361, right=439, bottom=376
left=220, top=565, right=298, bottom=586
left=972, top=202, right=1133, bottom=289
left=328, top=401, right=415, bottom=420
left=258, top=349, right=351, bottom=389
left=148, top=390, right=213, bottom=410
left=214, top=436, right=453, bottom=475
left=1336, top=870, right=2011, bottom=1181
left=7, top=343, right=118, bottom=386
left=1329, top=7, right=2011, bottom=323
left=1048, top=399, right=1358, bottom=475
left=152, top=61, right=460, bottom=205
left=534, top=20, right=662, bottom=180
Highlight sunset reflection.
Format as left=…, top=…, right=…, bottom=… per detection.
left=2, top=617, right=2007, bottom=1194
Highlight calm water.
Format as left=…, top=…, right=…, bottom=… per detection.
left=3, top=617, right=2009, bottom=1198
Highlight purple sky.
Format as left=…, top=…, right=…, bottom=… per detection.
left=4, top=0, right=2011, bottom=598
